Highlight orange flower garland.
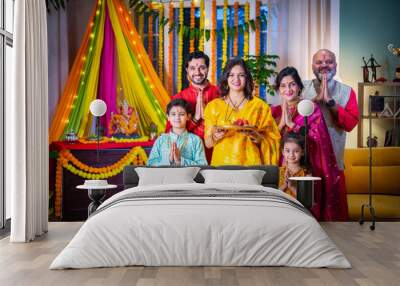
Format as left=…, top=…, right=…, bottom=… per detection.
left=54, top=156, right=63, bottom=217
left=60, top=147, right=147, bottom=174
left=222, top=0, right=228, bottom=68
left=244, top=1, right=249, bottom=57
left=54, top=146, right=148, bottom=218
left=189, top=0, right=195, bottom=52
left=158, top=3, right=164, bottom=82
left=177, top=0, right=184, bottom=92
left=79, top=137, right=111, bottom=144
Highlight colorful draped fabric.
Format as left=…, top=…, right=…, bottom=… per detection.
left=49, top=0, right=169, bottom=142
left=204, top=97, right=281, bottom=166
left=147, top=131, right=207, bottom=166
left=271, top=103, right=349, bottom=221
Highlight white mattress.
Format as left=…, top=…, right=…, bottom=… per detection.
left=50, top=183, right=351, bottom=269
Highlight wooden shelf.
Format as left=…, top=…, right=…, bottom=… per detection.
left=357, top=83, right=400, bottom=147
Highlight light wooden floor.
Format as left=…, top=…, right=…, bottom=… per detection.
left=0, top=222, right=399, bottom=286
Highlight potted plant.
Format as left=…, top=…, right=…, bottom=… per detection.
left=244, top=54, right=279, bottom=97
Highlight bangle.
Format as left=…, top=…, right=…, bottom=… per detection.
left=192, top=118, right=199, bottom=124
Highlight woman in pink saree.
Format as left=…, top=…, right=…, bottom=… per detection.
left=271, top=66, right=348, bottom=221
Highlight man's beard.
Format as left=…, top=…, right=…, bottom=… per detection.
left=189, top=75, right=207, bottom=85
left=314, top=68, right=336, bottom=81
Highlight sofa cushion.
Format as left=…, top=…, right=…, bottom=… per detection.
left=344, top=148, right=400, bottom=195
left=347, top=194, right=400, bottom=220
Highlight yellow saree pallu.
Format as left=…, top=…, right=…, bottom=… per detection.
left=204, top=97, right=281, bottom=166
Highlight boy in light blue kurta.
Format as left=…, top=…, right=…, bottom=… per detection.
left=147, top=99, right=207, bottom=166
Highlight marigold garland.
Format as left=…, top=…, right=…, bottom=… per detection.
left=199, top=0, right=204, bottom=50
left=177, top=0, right=184, bottom=92
left=244, top=1, right=249, bottom=57
left=254, top=0, right=261, bottom=96
left=158, top=3, right=164, bottom=82
left=54, top=146, right=148, bottom=218
left=222, top=0, right=228, bottom=68
left=211, top=0, right=217, bottom=84
left=233, top=1, right=239, bottom=57
left=77, top=136, right=149, bottom=144
left=189, top=0, right=195, bottom=52
left=168, top=3, right=174, bottom=95
left=79, top=137, right=111, bottom=144
left=110, top=136, right=149, bottom=143
left=54, top=157, right=63, bottom=217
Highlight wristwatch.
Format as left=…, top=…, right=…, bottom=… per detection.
left=326, top=99, right=336, bottom=108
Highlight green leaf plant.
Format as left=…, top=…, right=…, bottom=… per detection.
left=244, top=54, right=280, bottom=97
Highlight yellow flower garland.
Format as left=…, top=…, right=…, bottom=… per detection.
left=199, top=0, right=204, bottom=50
left=158, top=3, right=164, bottom=82
left=177, top=0, right=184, bottom=92
left=54, top=146, right=148, bottom=218
left=168, top=3, right=174, bottom=95
left=222, top=0, right=228, bottom=68
left=211, top=0, right=216, bottom=83
left=110, top=136, right=149, bottom=143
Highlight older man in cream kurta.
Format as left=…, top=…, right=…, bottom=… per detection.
left=302, top=49, right=359, bottom=220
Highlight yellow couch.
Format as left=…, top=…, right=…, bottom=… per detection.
left=344, top=147, right=400, bottom=220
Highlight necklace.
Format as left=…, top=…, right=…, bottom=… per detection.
left=228, top=95, right=246, bottom=111
left=224, top=95, right=246, bottom=123
left=286, top=165, right=303, bottom=177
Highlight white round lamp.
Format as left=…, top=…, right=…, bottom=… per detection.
left=297, top=99, right=315, bottom=169
left=297, top=99, right=315, bottom=117
left=89, top=99, right=107, bottom=161
left=89, top=99, right=107, bottom=117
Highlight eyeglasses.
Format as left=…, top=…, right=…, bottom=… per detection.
left=228, top=73, right=246, bottom=79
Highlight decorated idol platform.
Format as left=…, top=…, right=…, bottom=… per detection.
left=49, top=0, right=168, bottom=220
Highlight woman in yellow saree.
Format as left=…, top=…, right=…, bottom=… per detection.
left=204, top=58, right=281, bottom=166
